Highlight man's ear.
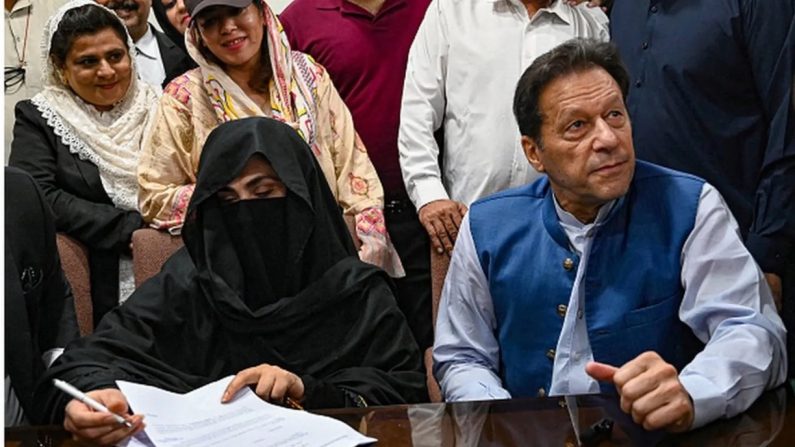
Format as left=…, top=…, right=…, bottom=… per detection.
left=522, top=135, right=545, bottom=173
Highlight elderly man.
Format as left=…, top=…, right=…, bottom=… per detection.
left=95, top=0, right=193, bottom=91
left=433, top=39, right=786, bottom=432
left=399, top=0, right=608, bottom=256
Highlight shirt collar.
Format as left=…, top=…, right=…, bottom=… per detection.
left=135, top=26, right=159, bottom=61
left=553, top=194, right=616, bottom=230
left=544, top=0, right=572, bottom=25
left=485, top=0, right=572, bottom=25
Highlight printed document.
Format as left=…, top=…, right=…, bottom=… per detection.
left=116, top=376, right=376, bottom=447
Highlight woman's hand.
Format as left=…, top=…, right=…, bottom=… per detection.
left=223, top=364, right=305, bottom=404
left=63, top=388, right=144, bottom=446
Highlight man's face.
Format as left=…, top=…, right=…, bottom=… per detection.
left=523, top=67, right=635, bottom=219
left=96, top=0, right=151, bottom=41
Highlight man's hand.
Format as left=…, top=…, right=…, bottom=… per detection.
left=224, top=364, right=305, bottom=404
left=64, top=388, right=144, bottom=446
left=418, top=199, right=468, bottom=256
left=764, top=273, right=783, bottom=312
left=586, top=352, right=694, bottom=432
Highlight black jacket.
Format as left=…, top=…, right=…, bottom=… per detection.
left=153, top=27, right=196, bottom=88
left=5, top=168, right=80, bottom=424
left=8, top=100, right=145, bottom=324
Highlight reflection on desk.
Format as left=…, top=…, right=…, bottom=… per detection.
left=5, top=388, right=790, bottom=446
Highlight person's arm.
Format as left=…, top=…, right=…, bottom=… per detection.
left=433, top=214, right=511, bottom=401
left=398, top=0, right=467, bottom=255
left=677, top=184, right=786, bottom=428
left=741, top=0, right=795, bottom=301
left=318, top=70, right=405, bottom=276
left=137, top=91, right=198, bottom=232
left=586, top=184, right=787, bottom=432
left=9, top=102, right=143, bottom=253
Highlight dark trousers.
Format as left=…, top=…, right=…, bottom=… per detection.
left=385, top=199, right=434, bottom=351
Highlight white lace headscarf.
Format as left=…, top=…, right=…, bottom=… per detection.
left=31, top=0, right=158, bottom=211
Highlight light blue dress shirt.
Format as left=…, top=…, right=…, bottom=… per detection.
left=433, top=183, right=787, bottom=428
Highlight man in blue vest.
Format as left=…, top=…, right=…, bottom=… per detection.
left=433, top=39, right=786, bottom=432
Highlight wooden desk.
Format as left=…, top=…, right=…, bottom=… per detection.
left=6, top=388, right=792, bottom=446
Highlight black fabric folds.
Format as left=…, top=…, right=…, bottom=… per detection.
left=35, top=117, right=427, bottom=422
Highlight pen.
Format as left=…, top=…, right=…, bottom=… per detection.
left=284, top=397, right=304, bottom=410
left=52, top=379, right=133, bottom=428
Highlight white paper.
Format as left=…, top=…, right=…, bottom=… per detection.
left=116, top=376, right=376, bottom=447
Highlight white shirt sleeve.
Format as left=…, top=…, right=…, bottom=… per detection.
left=433, top=213, right=512, bottom=401
left=398, top=0, right=451, bottom=210
left=678, top=183, right=787, bottom=428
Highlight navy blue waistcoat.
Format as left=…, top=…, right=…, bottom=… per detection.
left=469, top=161, right=704, bottom=397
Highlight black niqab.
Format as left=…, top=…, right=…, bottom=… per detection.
left=221, top=197, right=288, bottom=309
left=183, top=117, right=357, bottom=329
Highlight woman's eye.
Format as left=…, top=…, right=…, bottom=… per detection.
left=199, top=17, right=217, bottom=28
left=255, top=188, right=274, bottom=198
left=217, top=193, right=238, bottom=204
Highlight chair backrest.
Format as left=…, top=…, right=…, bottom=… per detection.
left=132, top=228, right=184, bottom=287
left=426, top=249, right=451, bottom=403
left=55, top=233, right=93, bottom=336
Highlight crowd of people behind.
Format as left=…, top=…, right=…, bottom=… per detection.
left=4, top=0, right=794, bottom=444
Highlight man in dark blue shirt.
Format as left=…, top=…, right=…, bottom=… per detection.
left=606, top=0, right=795, bottom=310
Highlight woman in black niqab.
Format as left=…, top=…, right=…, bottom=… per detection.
left=36, top=118, right=428, bottom=428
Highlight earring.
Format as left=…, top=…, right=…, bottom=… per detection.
left=55, top=70, right=67, bottom=85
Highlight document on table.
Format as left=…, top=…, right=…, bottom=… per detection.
left=116, top=376, right=376, bottom=447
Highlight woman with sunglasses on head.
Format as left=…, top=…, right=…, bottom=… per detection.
left=138, top=0, right=404, bottom=277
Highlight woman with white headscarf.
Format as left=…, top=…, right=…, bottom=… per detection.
left=9, top=0, right=159, bottom=324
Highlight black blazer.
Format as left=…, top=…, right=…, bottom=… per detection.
left=9, top=100, right=145, bottom=323
left=154, top=27, right=196, bottom=87
left=5, top=167, right=80, bottom=424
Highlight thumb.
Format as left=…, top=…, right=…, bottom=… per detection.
left=586, top=361, right=618, bottom=382
left=101, top=391, right=129, bottom=414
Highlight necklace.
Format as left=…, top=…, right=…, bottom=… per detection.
left=5, top=5, right=31, bottom=92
